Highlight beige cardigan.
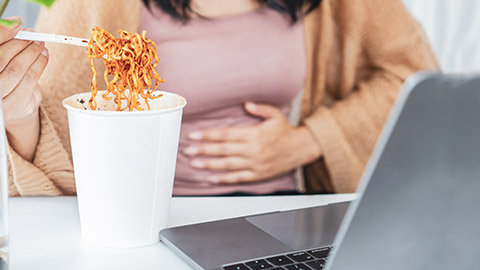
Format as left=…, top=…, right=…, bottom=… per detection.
left=6, top=0, right=438, bottom=196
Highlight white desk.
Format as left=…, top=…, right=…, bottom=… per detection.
left=9, top=194, right=357, bottom=270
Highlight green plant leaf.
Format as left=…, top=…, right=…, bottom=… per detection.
left=25, top=0, right=55, bottom=8
left=0, top=18, right=16, bottom=27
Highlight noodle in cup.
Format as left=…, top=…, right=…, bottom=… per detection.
left=63, top=90, right=186, bottom=248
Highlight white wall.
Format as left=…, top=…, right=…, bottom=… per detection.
left=403, top=0, right=480, bottom=73
left=3, top=0, right=480, bottom=73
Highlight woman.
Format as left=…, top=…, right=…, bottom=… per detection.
left=3, top=0, right=438, bottom=196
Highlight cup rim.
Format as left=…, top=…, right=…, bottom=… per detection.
left=62, top=90, right=187, bottom=117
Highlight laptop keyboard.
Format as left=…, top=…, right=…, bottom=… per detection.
left=222, top=246, right=332, bottom=270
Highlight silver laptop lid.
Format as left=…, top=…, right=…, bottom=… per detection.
left=327, top=73, right=480, bottom=270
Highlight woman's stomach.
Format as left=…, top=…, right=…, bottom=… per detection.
left=173, top=104, right=296, bottom=196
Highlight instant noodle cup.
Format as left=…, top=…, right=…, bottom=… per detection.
left=63, top=90, right=186, bottom=248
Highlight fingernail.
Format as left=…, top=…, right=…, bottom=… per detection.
left=34, top=41, right=44, bottom=45
left=245, top=102, right=257, bottom=112
left=208, top=175, right=220, bottom=183
left=190, top=160, right=205, bottom=168
left=41, top=48, right=49, bottom=56
left=183, top=147, right=199, bottom=156
left=188, top=132, right=203, bottom=140
left=5, top=16, right=22, bottom=29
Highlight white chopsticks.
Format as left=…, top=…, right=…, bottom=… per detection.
left=14, top=30, right=89, bottom=47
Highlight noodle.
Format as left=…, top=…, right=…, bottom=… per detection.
left=87, top=27, right=164, bottom=111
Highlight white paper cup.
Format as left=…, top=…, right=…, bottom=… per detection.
left=63, top=90, right=186, bottom=248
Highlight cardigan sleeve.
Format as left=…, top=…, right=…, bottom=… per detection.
left=6, top=106, right=76, bottom=196
left=303, top=0, right=439, bottom=193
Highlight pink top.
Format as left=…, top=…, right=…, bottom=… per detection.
left=139, top=4, right=306, bottom=195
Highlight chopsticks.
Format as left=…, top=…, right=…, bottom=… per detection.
left=14, top=30, right=89, bottom=47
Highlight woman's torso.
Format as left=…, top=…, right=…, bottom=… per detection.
left=138, top=4, right=307, bottom=195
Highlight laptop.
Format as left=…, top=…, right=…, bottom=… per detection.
left=160, top=72, right=480, bottom=270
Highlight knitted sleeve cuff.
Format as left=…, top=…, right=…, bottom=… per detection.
left=7, top=107, right=75, bottom=196
left=32, top=107, right=76, bottom=194
left=7, top=145, right=62, bottom=196
left=303, top=106, right=363, bottom=193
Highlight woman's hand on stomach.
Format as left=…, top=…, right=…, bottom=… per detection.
left=183, top=102, right=323, bottom=184
left=0, top=17, right=49, bottom=162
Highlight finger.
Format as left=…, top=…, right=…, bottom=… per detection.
left=188, top=126, right=252, bottom=142
left=0, top=39, right=34, bottom=72
left=207, top=171, right=257, bottom=184
left=190, top=157, right=250, bottom=171
left=0, top=16, right=22, bottom=43
left=0, top=41, right=45, bottom=98
left=244, top=102, right=283, bottom=119
left=183, top=142, right=246, bottom=156
left=3, top=52, right=48, bottom=122
left=7, top=48, right=48, bottom=98
left=3, top=53, right=46, bottom=121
